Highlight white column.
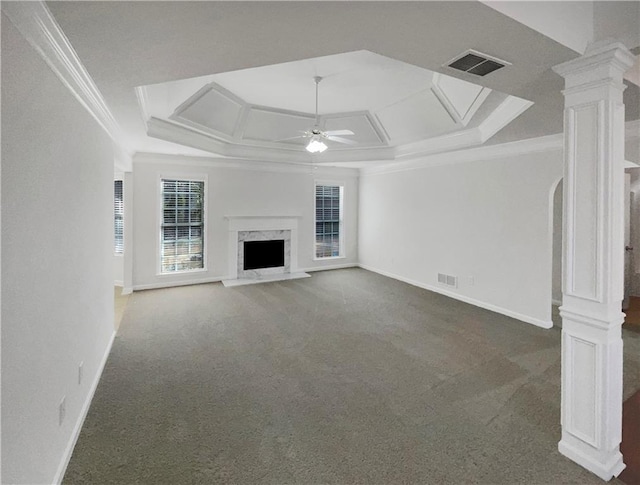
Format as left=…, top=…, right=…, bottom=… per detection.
left=553, top=41, right=635, bottom=481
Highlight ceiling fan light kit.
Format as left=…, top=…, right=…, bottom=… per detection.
left=280, top=76, right=355, bottom=154
left=306, top=136, right=328, bottom=153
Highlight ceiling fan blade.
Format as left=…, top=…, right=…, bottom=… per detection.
left=324, top=129, right=354, bottom=136
left=326, top=135, right=358, bottom=146
left=274, top=135, right=306, bottom=142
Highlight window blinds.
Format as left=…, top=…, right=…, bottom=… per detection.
left=114, top=180, right=124, bottom=254
left=160, top=179, right=204, bottom=273
left=315, top=185, right=342, bottom=258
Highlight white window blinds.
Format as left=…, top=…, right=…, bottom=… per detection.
left=114, top=180, right=124, bottom=254
left=315, top=185, right=343, bottom=258
left=160, top=179, right=204, bottom=273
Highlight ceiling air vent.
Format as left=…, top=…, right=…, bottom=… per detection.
left=446, top=50, right=509, bottom=77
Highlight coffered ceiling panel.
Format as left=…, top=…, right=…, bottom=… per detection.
left=242, top=108, right=314, bottom=145
left=375, top=89, right=458, bottom=143
left=173, top=85, right=243, bottom=137
left=322, top=114, right=385, bottom=147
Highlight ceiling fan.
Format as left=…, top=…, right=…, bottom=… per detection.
left=277, top=76, right=357, bottom=153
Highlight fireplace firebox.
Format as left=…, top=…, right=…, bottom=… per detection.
left=243, top=240, right=285, bottom=270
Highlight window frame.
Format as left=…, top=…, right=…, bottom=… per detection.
left=156, top=173, right=208, bottom=276
left=114, top=179, right=124, bottom=255
left=313, top=181, right=345, bottom=260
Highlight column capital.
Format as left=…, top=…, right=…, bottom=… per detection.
left=553, top=41, right=635, bottom=88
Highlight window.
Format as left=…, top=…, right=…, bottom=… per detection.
left=315, top=184, right=343, bottom=258
left=114, top=180, right=124, bottom=254
left=160, top=179, right=205, bottom=273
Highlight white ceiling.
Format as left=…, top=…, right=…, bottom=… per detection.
left=139, top=50, right=524, bottom=158
left=42, top=1, right=639, bottom=167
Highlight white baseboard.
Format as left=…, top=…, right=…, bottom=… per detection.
left=121, top=287, right=133, bottom=295
left=300, top=262, right=359, bottom=273
left=359, top=264, right=553, bottom=329
left=114, top=280, right=123, bottom=287
left=53, top=330, right=116, bottom=484
left=133, top=276, right=224, bottom=291
left=558, top=439, right=625, bottom=481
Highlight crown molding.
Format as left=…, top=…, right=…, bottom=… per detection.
left=478, top=96, right=534, bottom=142
left=2, top=1, right=132, bottom=165
left=133, top=152, right=359, bottom=177
left=361, top=133, right=564, bottom=177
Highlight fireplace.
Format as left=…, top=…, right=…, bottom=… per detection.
left=223, top=216, right=309, bottom=286
left=243, top=239, right=285, bottom=270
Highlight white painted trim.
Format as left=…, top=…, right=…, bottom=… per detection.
left=53, top=330, right=116, bottom=485
left=133, top=152, right=360, bottom=178
left=478, top=96, right=534, bottom=142
left=362, top=133, right=564, bottom=177
left=552, top=298, right=563, bottom=307
left=359, top=264, right=553, bottom=329
left=300, top=262, right=359, bottom=273
left=121, top=287, right=133, bottom=296
left=114, top=280, right=124, bottom=288
left=1, top=1, right=131, bottom=167
left=558, top=439, right=625, bottom=481
left=132, top=276, right=225, bottom=291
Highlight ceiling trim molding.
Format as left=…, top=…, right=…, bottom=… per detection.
left=478, top=96, right=535, bottom=142
left=394, top=128, right=483, bottom=160
left=133, top=152, right=359, bottom=177
left=2, top=0, right=132, bottom=165
left=361, top=133, right=564, bottom=177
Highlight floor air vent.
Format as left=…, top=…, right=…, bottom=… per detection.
left=446, top=49, right=509, bottom=76
left=437, top=273, right=457, bottom=288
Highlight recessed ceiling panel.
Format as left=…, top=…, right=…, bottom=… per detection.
left=243, top=108, right=314, bottom=145
left=323, top=114, right=385, bottom=146
left=435, top=75, right=484, bottom=119
left=376, top=89, right=458, bottom=143
left=174, top=86, right=243, bottom=136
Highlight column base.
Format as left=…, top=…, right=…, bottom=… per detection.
left=559, top=435, right=625, bottom=481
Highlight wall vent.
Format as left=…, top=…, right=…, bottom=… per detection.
left=438, top=273, right=458, bottom=288
left=446, top=49, right=509, bottom=76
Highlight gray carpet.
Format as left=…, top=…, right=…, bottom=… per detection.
left=64, top=268, right=640, bottom=484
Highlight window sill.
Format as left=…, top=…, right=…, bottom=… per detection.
left=313, top=255, right=346, bottom=262
left=157, top=267, right=208, bottom=277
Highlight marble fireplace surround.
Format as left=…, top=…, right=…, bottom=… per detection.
left=238, top=229, right=291, bottom=278
left=224, top=216, right=303, bottom=283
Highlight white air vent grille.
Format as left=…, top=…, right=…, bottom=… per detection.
left=438, top=273, right=458, bottom=288
left=446, top=50, right=510, bottom=77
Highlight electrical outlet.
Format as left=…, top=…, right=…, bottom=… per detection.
left=59, top=396, right=66, bottom=426
left=78, top=361, right=84, bottom=385
left=468, top=276, right=475, bottom=286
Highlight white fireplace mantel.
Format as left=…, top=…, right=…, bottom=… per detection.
left=224, top=215, right=302, bottom=232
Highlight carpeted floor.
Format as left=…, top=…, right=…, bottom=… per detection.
left=64, top=268, right=640, bottom=484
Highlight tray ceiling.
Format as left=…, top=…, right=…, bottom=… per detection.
left=138, top=50, right=532, bottom=164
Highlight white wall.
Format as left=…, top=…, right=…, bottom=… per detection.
left=132, top=155, right=359, bottom=289
left=1, top=16, right=115, bottom=484
left=631, top=169, right=640, bottom=297
left=481, top=1, right=593, bottom=54
left=552, top=180, right=563, bottom=304
left=359, top=147, right=563, bottom=327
